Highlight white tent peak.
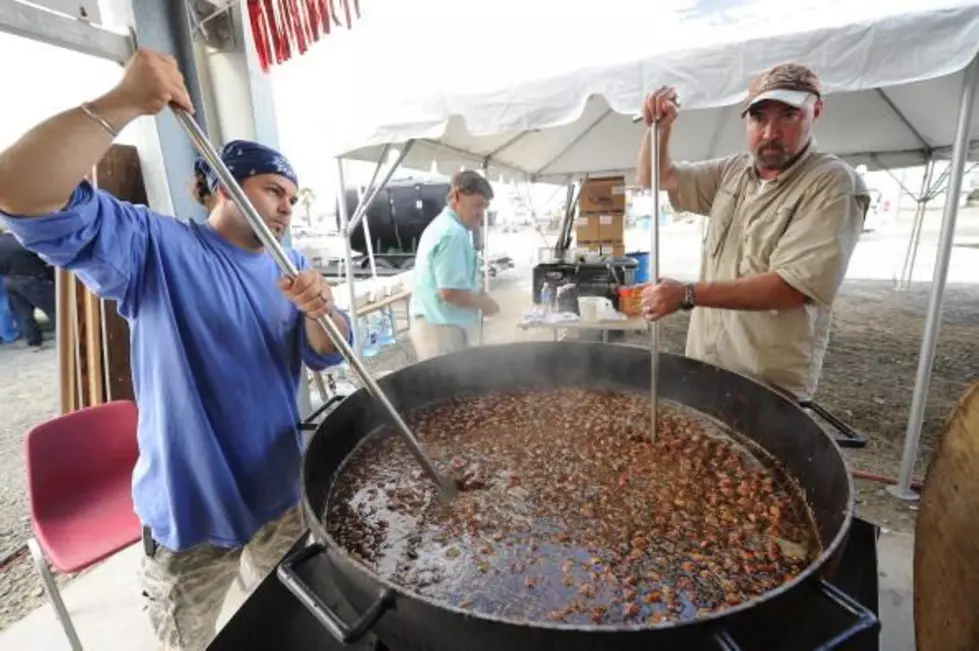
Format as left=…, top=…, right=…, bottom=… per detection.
left=329, top=0, right=979, bottom=182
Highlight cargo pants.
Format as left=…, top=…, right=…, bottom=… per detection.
left=140, top=506, right=305, bottom=651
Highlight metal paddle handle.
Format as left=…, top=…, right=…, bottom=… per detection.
left=172, top=109, right=456, bottom=499
left=649, top=119, right=661, bottom=442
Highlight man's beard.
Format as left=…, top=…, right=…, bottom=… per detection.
left=752, top=142, right=793, bottom=171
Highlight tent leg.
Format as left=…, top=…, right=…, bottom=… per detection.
left=346, top=141, right=415, bottom=237
left=479, top=161, right=491, bottom=345
left=336, top=158, right=360, bottom=355
left=896, top=160, right=933, bottom=290
left=903, top=161, right=937, bottom=289
left=889, top=55, right=979, bottom=500
left=358, top=187, right=379, bottom=279
left=897, top=199, right=925, bottom=290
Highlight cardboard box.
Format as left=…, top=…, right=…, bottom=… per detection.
left=574, top=214, right=602, bottom=243
left=602, top=243, right=626, bottom=257
left=579, top=176, right=627, bottom=214
left=576, top=243, right=603, bottom=258
left=597, top=214, right=625, bottom=242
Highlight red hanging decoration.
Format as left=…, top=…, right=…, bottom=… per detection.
left=246, top=0, right=362, bottom=72
left=247, top=0, right=272, bottom=72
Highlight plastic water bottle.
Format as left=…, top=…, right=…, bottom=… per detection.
left=540, top=283, right=554, bottom=314
left=379, top=311, right=396, bottom=346
left=360, top=314, right=380, bottom=358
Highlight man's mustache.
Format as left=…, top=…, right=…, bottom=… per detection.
left=758, top=141, right=786, bottom=153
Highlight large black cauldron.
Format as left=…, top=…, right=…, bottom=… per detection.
left=279, top=343, right=877, bottom=650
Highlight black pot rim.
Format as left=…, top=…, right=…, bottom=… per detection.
left=301, top=342, right=856, bottom=634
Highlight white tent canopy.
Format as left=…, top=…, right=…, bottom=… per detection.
left=326, top=0, right=979, bottom=182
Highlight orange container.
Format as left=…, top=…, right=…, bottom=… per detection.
left=617, top=286, right=643, bottom=317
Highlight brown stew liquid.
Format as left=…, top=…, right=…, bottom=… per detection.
left=326, top=389, right=820, bottom=626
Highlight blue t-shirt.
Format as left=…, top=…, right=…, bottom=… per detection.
left=408, top=208, right=479, bottom=327
left=0, top=182, right=352, bottom=551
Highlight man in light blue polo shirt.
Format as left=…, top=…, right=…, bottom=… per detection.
left=409, top=170, right=499, bottom=360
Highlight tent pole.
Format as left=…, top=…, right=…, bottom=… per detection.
left=479, top=160, right=491, bottom=345
left=904, top=161, right=940, bottom=289
left=897, top=160, right=934, bottom=290
left=336, top=158, right=361, bottom=355
left=889, top=55, right=979, bottom=500
left=346, top=141, right=415, bottom=237
left=357, top=144, right=389, bottom=281
left=357, top=187, right=379, bottom=279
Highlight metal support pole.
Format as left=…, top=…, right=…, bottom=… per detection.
left=357, top=188, right=379, bottom=279
left=649, top=122, right=661, bottom=442
left=896, top=162, right=932, bottom=289
left=480, top=162, right=491, bottom=345
left=346, top=141, right=415, bottom=237
left=898, top=161, right=935, bottom=290
left=889, top=56, right=979, bottom=500
left=175, top=111, right=454, bottom=498
left=335, top=159, right=361, bottom=355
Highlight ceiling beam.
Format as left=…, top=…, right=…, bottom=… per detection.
left=0, top=0, right=133, bottom=64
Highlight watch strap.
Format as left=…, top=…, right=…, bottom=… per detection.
left=681, top=283, right=696, bottom=311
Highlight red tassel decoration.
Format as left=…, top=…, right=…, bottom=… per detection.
left=319, top=0, right=332, bottom=35
left=246, top=0, right=362, bottom=71
left=248, top=0, right=271, bottom=71
left=289, top=0, right=308, bottom=54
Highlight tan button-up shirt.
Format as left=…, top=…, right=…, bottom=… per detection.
left=668, top=141, right=869, bottom=400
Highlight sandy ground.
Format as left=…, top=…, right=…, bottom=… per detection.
left=1, top=207, right=978, bottom=630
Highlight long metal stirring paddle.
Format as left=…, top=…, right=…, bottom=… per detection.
left=173, top=108, right=458, bottom=499
left=648, top=119, right=661, bottom=443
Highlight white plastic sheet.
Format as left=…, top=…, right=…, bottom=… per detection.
left=307, top=0, right=979, bottom=180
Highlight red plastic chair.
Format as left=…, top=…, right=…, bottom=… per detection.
left=25, top=400, right=142, bottom=651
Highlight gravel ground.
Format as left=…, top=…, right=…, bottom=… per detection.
left=0, top=335, right=60, bottom=630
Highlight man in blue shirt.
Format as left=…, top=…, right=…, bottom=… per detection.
left=409, top=170, right=499, bottom=360
left=0, top=49, right=351, bottom=650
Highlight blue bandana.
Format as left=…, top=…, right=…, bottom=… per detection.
left=197, top=140, right=298, bottom=192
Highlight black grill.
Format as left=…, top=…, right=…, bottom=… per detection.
left=208, top=519, right=880, bottom=651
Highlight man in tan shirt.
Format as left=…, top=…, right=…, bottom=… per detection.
left=636, top=64, right=869, bottom=400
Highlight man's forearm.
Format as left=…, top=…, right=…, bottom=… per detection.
left=440, top=289, right=484, bottom=311
left=0, top=93, right=140, bottom=217
left=636, top=126, right=678, bottom=192
left=305, top=309, right=350, bottom=355
left=693, top=272, right=807, bottom=311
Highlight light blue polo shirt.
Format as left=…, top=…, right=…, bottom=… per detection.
left=409, top=208, right=479, bottom=327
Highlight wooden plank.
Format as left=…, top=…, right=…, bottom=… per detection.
left=354, top=290, right=412, bottom=317
left=92, top=145, right=142, bottom=404
left=71, top=274, right=89, bottom=408
left=55, top=268, right=74, bottom=414
left=96, top=144, right=148, bottom=204
left=83, top=288, right=104, bottom=406
left=100, top=300, right=133, bottom=402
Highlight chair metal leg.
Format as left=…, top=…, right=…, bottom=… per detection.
left=27, top=537, right=83, bottom=651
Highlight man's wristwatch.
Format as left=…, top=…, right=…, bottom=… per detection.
left=680, top=283, right=696, bottom=311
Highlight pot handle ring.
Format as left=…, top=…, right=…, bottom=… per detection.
left=277, top=542, right=394, bottom=644
left=798, top=400, right=868, bottom=449
left=711, top=579, right=879, bottom=650
left=299, top=394, right=347, bottom=432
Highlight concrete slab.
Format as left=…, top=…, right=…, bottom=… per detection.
left=0, top=544, right=250, bottom=651
left=877, top=528, right=916, bottom=651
